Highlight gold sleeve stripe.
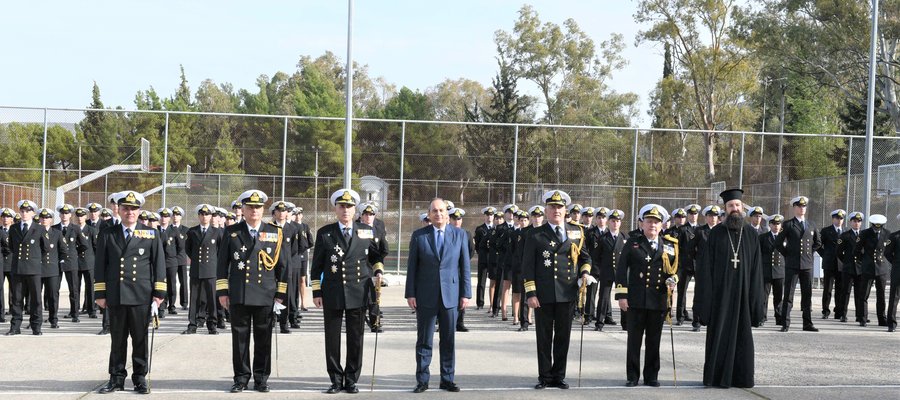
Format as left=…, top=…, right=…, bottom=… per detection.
left=154, top=282, right=167, bottom=291
left=372, top=262, right=384, bottom=274
left=580, top=264, right=591, bottom=273
left=311, top=279, right=321, bottom=291
left=523, top=280, right=536, bottom=292
left=277, top=282, right=288, bottom=294
left=615, top=284, right=628, bottom=294
left=216, top=279, right=229, bottom=291
left=94, top=282, right=106, bottom=291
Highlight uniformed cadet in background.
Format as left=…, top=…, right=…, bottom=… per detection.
left=217, top=190, right=290, bottom=393
left=759, top=214, right=785, bottom=326
left=838, top=212, right=865, bottom=324
left=183, top=204, right=223, bottom=334
left=156, top=208, right=181, bottom=318
left=86, top=202, right=103, bottom=227
left=420, top=213, right=431, bottom=226
left=450, top=207, right=474, bottom=332
left=94, top=191, right=166, bottom=394
left=685, top=205, right=719, bottom=330
left=7, top=200, right=44, bottom=336
left=508, top=209, right=530, bottom=326
left=522, top=190, right=592, bottom=390
left=226, top=212, right=237, bottom=226
left=580, top=207, right=594, bottom=227
left=358, top=201, right=390, bottom=333
left=748, top=206, right=768, bottom=234
left=231, top=200, right=244, bottom=223
left=38, top=208, right=67, bottom=330
left=311, top=189, right=386, bottom=394
left=171, top=206, right=190, bottom=311
left=474, top=206, right=495, bottom=310
left=854, top=214, right=890, bottom=327
left=54, top=204, right=85, bottom=323
left=566, top=203, right=583, bottom=225
left=616, top=204, right=678, bottom=388
left=485, top=211, right=505, bottom=315
left=589, top=209, right=627, bottom=332
left=75, top=207, right=99, bottom=319
left=818, top=209, right=845, bottom=321
left=292, top=206, right=314, bottom=313
left=775, top=196, right=822, bottom=332
left=0, top=208, right=14, bottom=323
left=883, top=214, right=900, bottom=332
left=515, top=205, right=544, bottom=331
left=270, top=200, right=301, bottom=334
left=494, top=204, right=518, bottom=320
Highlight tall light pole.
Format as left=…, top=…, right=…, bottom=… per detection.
left=863, top=0, right=880, bottom=223
left=343, top=0, right=354, bottom=188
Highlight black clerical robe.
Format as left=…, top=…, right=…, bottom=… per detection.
left=699, top=223, right=765, bottom=388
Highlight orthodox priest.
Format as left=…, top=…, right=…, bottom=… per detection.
left=700, top=188, right=765, bottom=388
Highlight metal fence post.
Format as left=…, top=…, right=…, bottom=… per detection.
left=739, top=132, right=745, bottom=188
left=281, top=117, right=288, bottom=200
left=630, top=128, right=639, bottom=230
left=846, top=137, right=853, bottom=213
left=162, top=112, right=169, bottom=206
left=512, top=125, right=519, bottom=202
left=41, top=108, right=48, bottom=206
left=395, top=122, right=406, bottom=274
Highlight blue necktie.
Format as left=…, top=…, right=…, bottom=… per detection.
left=436, top=230, right=443, bottom=254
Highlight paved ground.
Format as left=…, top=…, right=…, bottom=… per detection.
left=0, top=279, right=897, bottom=399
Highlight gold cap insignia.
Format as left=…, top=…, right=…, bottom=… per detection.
left=550, top=191, right=562, bottom=202
left=341, top=191, right=352, bottom=201
left=249, top=192, right=261, bottom=203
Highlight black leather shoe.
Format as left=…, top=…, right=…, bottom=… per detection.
left=534, top=382, right=549, bottom=389
left=780, top=326, right=789, bottom=332
left=290, top=322, right=301, bottom=329
left=72, top=317, right=80, bottom=323
left=822, top=310, right=831, bottom=319
left=208, top=329, right=218, bottom=335
left=217, top=321, right=226, bottom=329
left=98, top=328, right=109, bottom=335
left=99, top=381, right=124, bottom=394
left=860, top=322, right=868, bottom=327
left=5, top=328, right=20, bottom=336
left=326, top=384, right=342, bottom=394
left=168, top=309, right=178, bottom=315
left=413, top=383, right=428, bottom=393
left=888, top=325, right=896, bottom=332
left=89, top=313, right=98, bottom=319
left=254, top=383, right=270, bottom=393
left=594, top=325, right=603, bottom=331
left=182, top=328, right=196, bottom=335
left=518, top=325, right=529, bottom=332
left=645, top=380, right=660, bottom=387
left=33, top=330, right=42, bottom=336
left=802, top=325, right=819, bottom=332
left=230, top=383, right=246, bottom=393
left=691, top=325, right=701, bottom=332
left=280, top=326, right=291, bottom=334
left=440, top=381, right=460, bottom=392
left=344, top=383, right=359, bottom=393
left=625, top=380, right=638, bottom=387
left=456, top=326, right=469, bottom=332
left=675, top=319, right=683, bottom=326
left=134, top=383, right=150, bottom=394
left=50, top=322, right=59, bottom=329
left=554, top=380, right=569, bottom=389
left=684, top=315, right=693, bottom=321
left=840, top=316, right=848, bottom=323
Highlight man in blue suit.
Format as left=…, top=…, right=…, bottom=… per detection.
left=405, top=198, right=472, bottom=393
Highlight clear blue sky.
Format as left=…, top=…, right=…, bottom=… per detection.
left=0, top=1, right=662, bottom=125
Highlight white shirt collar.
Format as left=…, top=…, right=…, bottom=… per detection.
left=122, top=223, right=137, bottom=233
left=338, top=221, right=352, bottom=233
left=246, top=222, right=261, bottom=232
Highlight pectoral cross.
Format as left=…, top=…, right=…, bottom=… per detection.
left=731, top=254, right=740, bottom=269
left=645, top=255, right=652, bottom=262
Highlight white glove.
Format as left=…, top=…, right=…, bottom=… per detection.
left=666, top=277, right=677, bottom=290
left=150, top=302, right=159, bottom=317
left=577, top=275, right=597, bottom=287
left=273, top=301, right=286, bottom=315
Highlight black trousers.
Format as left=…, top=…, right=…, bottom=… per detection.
left=323, top=307, right=366, bottom=387
left=63, top=270, right=80, bottom=318
left=0, top=271, right=9, bottom=317
left=595, top=279, right=614, bottom=327
left=583, top=281, right=598, bottom=320
left=107, top=304, right=150, bottom=385
left=78, top=269, right=96, bottom=315
left=177, top=265, right=189, bottom=308
left=164, top=267, right=178, bottom=311
left=840, top=271, right=863, bottom=322
left=625, top=308, right=665, bottom=383
left=42, top=275, right=61, bottom=325
left=230, top=304, right=273, bottom=385
left=188, top=278, right=217, bottom=329
left=822, top=268, right=842, bottom=317
left=888, top=276, right=900, bottom=329
left=782, top=268, right=813, bottom=328
left=676, top=269, right=694, bottom=320
left=764, top=278, right=784, bottom=323
left=10, top=274, right=42, bottom=331
left=475, top=260, right=488, bottom=308
left=533, top=301, right=574, bottom=383
left=862, top=275, right=888, bottom=324
left=281, top=268, right=298, bottom=326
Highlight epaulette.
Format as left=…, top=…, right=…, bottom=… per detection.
left=664, top=234, right=678, bottom=244
left=568, top=221, right=584, bottom=227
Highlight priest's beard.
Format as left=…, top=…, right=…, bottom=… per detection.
left=725, top=211, right=745, bottom=231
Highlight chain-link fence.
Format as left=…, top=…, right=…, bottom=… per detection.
left=2, top=106, right=899, bottom=272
